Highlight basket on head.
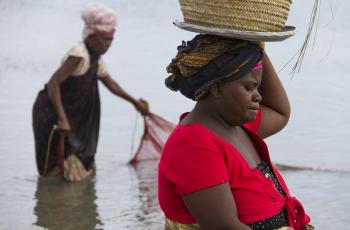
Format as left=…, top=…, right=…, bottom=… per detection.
left=180, top=0, right=292, bottom=32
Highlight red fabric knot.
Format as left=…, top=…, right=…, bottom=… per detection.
left=285, top=196, right=310, bottom=230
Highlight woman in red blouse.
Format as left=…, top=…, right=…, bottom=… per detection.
left=158, top=35, right=313, bottom=230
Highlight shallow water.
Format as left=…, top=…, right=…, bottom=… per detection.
left=0, top=0, right=349, bottom=229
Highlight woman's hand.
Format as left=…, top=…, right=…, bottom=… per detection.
left=57, top=118, right=71, bottom=136
left=133, top=98, right=149, bottom=116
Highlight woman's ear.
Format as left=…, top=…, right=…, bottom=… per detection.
left=209, top=82, right=222, bottom=99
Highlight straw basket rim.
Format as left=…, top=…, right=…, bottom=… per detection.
left=174, top=20, right=295, bottom=42
left=178, top=0, right=293, bottom=34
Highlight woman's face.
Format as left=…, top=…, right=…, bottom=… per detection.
left=215, top=70, right=262, bottom=126
left=86, top=34, right=114, bottom=55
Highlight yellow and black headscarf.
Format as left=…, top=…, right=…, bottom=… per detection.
left=165, top=35, right=263, bottom=101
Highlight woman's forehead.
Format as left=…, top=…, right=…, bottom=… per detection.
left=242, top=70, right=262, bottom=82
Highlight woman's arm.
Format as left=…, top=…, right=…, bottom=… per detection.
left=47, top=56, right=82, bottom=134
left=99, top=74, right=149, bottom=115
left=258, top=51, right=291, bottom=138
left=183, top=183, right=253, bottom=230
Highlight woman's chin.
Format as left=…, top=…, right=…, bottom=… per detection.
left=243, top=111, right=258, bottom=123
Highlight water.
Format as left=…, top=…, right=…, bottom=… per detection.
left=0, top=0, right=349, bottom=229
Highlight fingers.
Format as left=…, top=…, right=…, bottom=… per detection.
left=259, top=41, right=265, bottom=50
left=57, top=120, right=71, bottom=136
left=137, top=98, right=150, bottom=116
left=139, top=98, right=149, bottom=107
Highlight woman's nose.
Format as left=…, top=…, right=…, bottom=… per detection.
left=104, top=41, right=112, bottom=48
left=253, top=90, right=262, bottom=103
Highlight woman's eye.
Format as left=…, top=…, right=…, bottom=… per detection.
left=245, top=85, right=255, bottom=91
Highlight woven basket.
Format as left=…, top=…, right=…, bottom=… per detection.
left=179, top=0, right=292, bottom=32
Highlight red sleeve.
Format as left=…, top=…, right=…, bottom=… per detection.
left=242, top=109, right=261, bottom=133
left=160, top=126, right=229, bottom=195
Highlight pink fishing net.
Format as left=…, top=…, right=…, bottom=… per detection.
left=129, top=113, right=175, bottom=164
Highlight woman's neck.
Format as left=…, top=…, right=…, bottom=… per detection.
left=184, top=101, right=239, bottom=133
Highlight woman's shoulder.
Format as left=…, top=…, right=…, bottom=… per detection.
left=170, top=122, right=217, bottom=143
left=162, top=122, right=224, bottom=162
left=60, top=42, right=91, bottom=77
left=160, top=121, right=229, bottom=185
left=66, top=41, right=89, bottom=58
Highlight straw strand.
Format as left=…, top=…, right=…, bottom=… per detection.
left=290, top=0, right=319, bottom=74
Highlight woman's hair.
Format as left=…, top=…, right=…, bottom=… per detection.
left=165, top=35, right=263, bottom=101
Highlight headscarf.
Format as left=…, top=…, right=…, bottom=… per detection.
left=81, top=3, right=118, bottom=39
left=165, top=35, right=263, bottom=101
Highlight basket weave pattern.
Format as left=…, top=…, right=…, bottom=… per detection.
left=179, top=0, right=292, bottom=32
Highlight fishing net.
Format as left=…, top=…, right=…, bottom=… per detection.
left=129, top=113, right=175, bottom=164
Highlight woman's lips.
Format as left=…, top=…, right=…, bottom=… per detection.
left=249, top=106, right=259, bottom=111
left=248, top=106, right=259, bottom=116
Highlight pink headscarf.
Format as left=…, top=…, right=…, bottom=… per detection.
left=81, top=3, right=118, bottom=39
left=252, top=62, right=263, bottom=72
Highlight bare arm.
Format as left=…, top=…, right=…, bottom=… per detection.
left=183, top=183, right=253, bottom=230
left=47, top=56, right=82, bottom=134
left=99, top=74, right=148, bottom=115
left=258, top=51, right=291, bottom=138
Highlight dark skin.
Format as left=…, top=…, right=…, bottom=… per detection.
left=47, top=34, right=149, bottom=135
left=178, top=51, right=290, bottom=230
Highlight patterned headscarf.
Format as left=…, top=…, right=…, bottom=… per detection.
left=81, top=3, right=117, bottom=39
left=165, top=35, right=263, bottom=101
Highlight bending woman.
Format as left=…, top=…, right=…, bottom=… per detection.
left=158, top=35, right=313, bottom=230
left=32, top=3, right=148, bottom=182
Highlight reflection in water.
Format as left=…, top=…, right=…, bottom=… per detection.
left=127, top=160, right=163, bottom=229
left=33, top=176, right=103, bottom=230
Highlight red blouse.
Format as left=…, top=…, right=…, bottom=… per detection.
left=158, top=111, right=310, bottom=230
